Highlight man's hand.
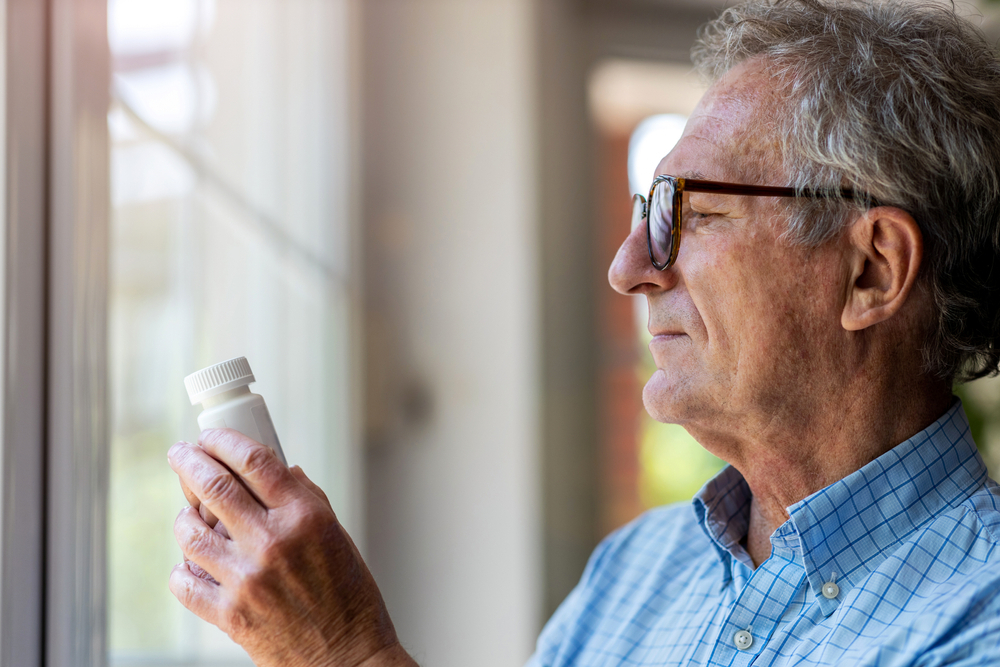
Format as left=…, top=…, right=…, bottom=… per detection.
left=168, top=429, right=415, bottom=667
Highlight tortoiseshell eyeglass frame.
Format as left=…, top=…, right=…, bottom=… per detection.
left=632, top=174, right=869, bottom=270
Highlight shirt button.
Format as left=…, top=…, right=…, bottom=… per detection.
left=822, top=571, right=840, bottom=600
left=734, top=629, right=753, bottom=651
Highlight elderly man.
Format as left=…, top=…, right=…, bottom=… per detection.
left=167, top=0, right=1000, bottom=665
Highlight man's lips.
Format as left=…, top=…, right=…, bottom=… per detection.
left=648, top=332, right=687, bottom=365
left=649, top=331, right=686, bottom=341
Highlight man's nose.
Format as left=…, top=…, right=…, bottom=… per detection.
left=608, top=221, right=678, bottom=295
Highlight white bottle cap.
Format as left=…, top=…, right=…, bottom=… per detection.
left=184, top=356, right=256, bottom=405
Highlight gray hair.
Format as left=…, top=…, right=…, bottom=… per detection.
left=692, top=0, right=1000, bottom=383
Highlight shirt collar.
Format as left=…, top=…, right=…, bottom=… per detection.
left=693, top=464, right=755, bottom=582
left=789, top=399, right=987, bottom=614
left=692, top=400, right=988, bottom=612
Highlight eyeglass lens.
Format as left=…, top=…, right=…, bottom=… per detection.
left=648, top=178, right=676, bottom=268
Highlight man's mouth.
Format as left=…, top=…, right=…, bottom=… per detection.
left=649, top=331, right=686, bottom=341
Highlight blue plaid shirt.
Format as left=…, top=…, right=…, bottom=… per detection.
left=529, top=401, right=1000, bottom=666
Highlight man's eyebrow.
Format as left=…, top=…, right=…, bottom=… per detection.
left=677, top=170, right=708, bottom=180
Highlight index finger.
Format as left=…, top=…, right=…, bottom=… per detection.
left=196, top=428, right=300, bottom=508
left=168, top=441, right=265, bottom=539
left=170, top=444, right=220, bottom=528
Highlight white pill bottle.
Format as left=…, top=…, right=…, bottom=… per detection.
left=183, top=356, right=287, bottom=465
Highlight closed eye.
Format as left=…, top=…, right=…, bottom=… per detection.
left=684, top=209, right=714, bottom=225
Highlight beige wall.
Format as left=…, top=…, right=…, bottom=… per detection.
left=362, top=1, right=541, bottom=664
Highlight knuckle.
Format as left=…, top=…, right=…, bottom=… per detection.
left=204, top=427, right=248, bottom=451
left=241, top=444, right=276, bottom=477
left=201, top=469, right=238, bottom=506
left=176, top=519, right=217, bottom=557
left=276, top=503, right=320, bottom=544
left=292, top=503, right=333, bottom=537
left=171, top=442, right=197, bottom=468
left=250, top=520, right=313, bottom=570
left=219, top=598, right=253, bottom=640
left=173, top=507, right=196, bottom=537
left=187, top=529, right=218, bottom=558
left=262, top=504, right=338, bottom=561
left=231, top=553, right=264, bottom=584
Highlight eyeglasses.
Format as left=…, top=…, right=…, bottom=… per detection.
left=632, top=175, right=865, bottom=270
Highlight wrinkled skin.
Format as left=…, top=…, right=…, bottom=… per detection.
left=168, top=429, right=416, bottom=667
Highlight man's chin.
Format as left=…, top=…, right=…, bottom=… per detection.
left=642, top=368, right=695, bottom=424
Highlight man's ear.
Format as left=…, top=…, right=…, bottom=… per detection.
left=841, top=206, right=923, bottom=332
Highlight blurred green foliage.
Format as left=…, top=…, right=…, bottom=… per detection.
left=639, top=417, right=726, bottom=507
left=955, top=376, right=1000, bottom=479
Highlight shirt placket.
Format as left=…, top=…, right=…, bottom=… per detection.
left=706, top=525, right=806, bottom=666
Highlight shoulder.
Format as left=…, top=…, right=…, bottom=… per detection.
left=961, top=476, right=1000, bottom=545
left=892, top=476, right=1000, bottom=566
left=580, top=501, right=714, bottom=590
left=878, top=477, right=1000, bottom=601
left=914, top=476, right=1000, bottom=572
left=859, top=479, right=1000, bottom=663
left=594, top=501, right=706, bottom=561
left=914, top=562, right=1000, bottom=666
left=530, top=502, right=719, bottom=666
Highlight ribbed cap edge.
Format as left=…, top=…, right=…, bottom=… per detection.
left=184, top=356, right=255, bottom=405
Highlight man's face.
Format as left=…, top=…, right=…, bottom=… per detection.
left=609, top=60, right=852, bottom=448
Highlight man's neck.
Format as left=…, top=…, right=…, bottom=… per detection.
left=732, top=381, right=953, bottom=568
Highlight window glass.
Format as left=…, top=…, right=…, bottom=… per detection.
left=106, top=1, right=357, bottom=664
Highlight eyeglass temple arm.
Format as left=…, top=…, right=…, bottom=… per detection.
left=683, top=178, right=866, bottom=202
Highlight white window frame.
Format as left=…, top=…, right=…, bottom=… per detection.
left=2, top=3, right=368, bottom=665
left=1, top=1, right=110, bottom=666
